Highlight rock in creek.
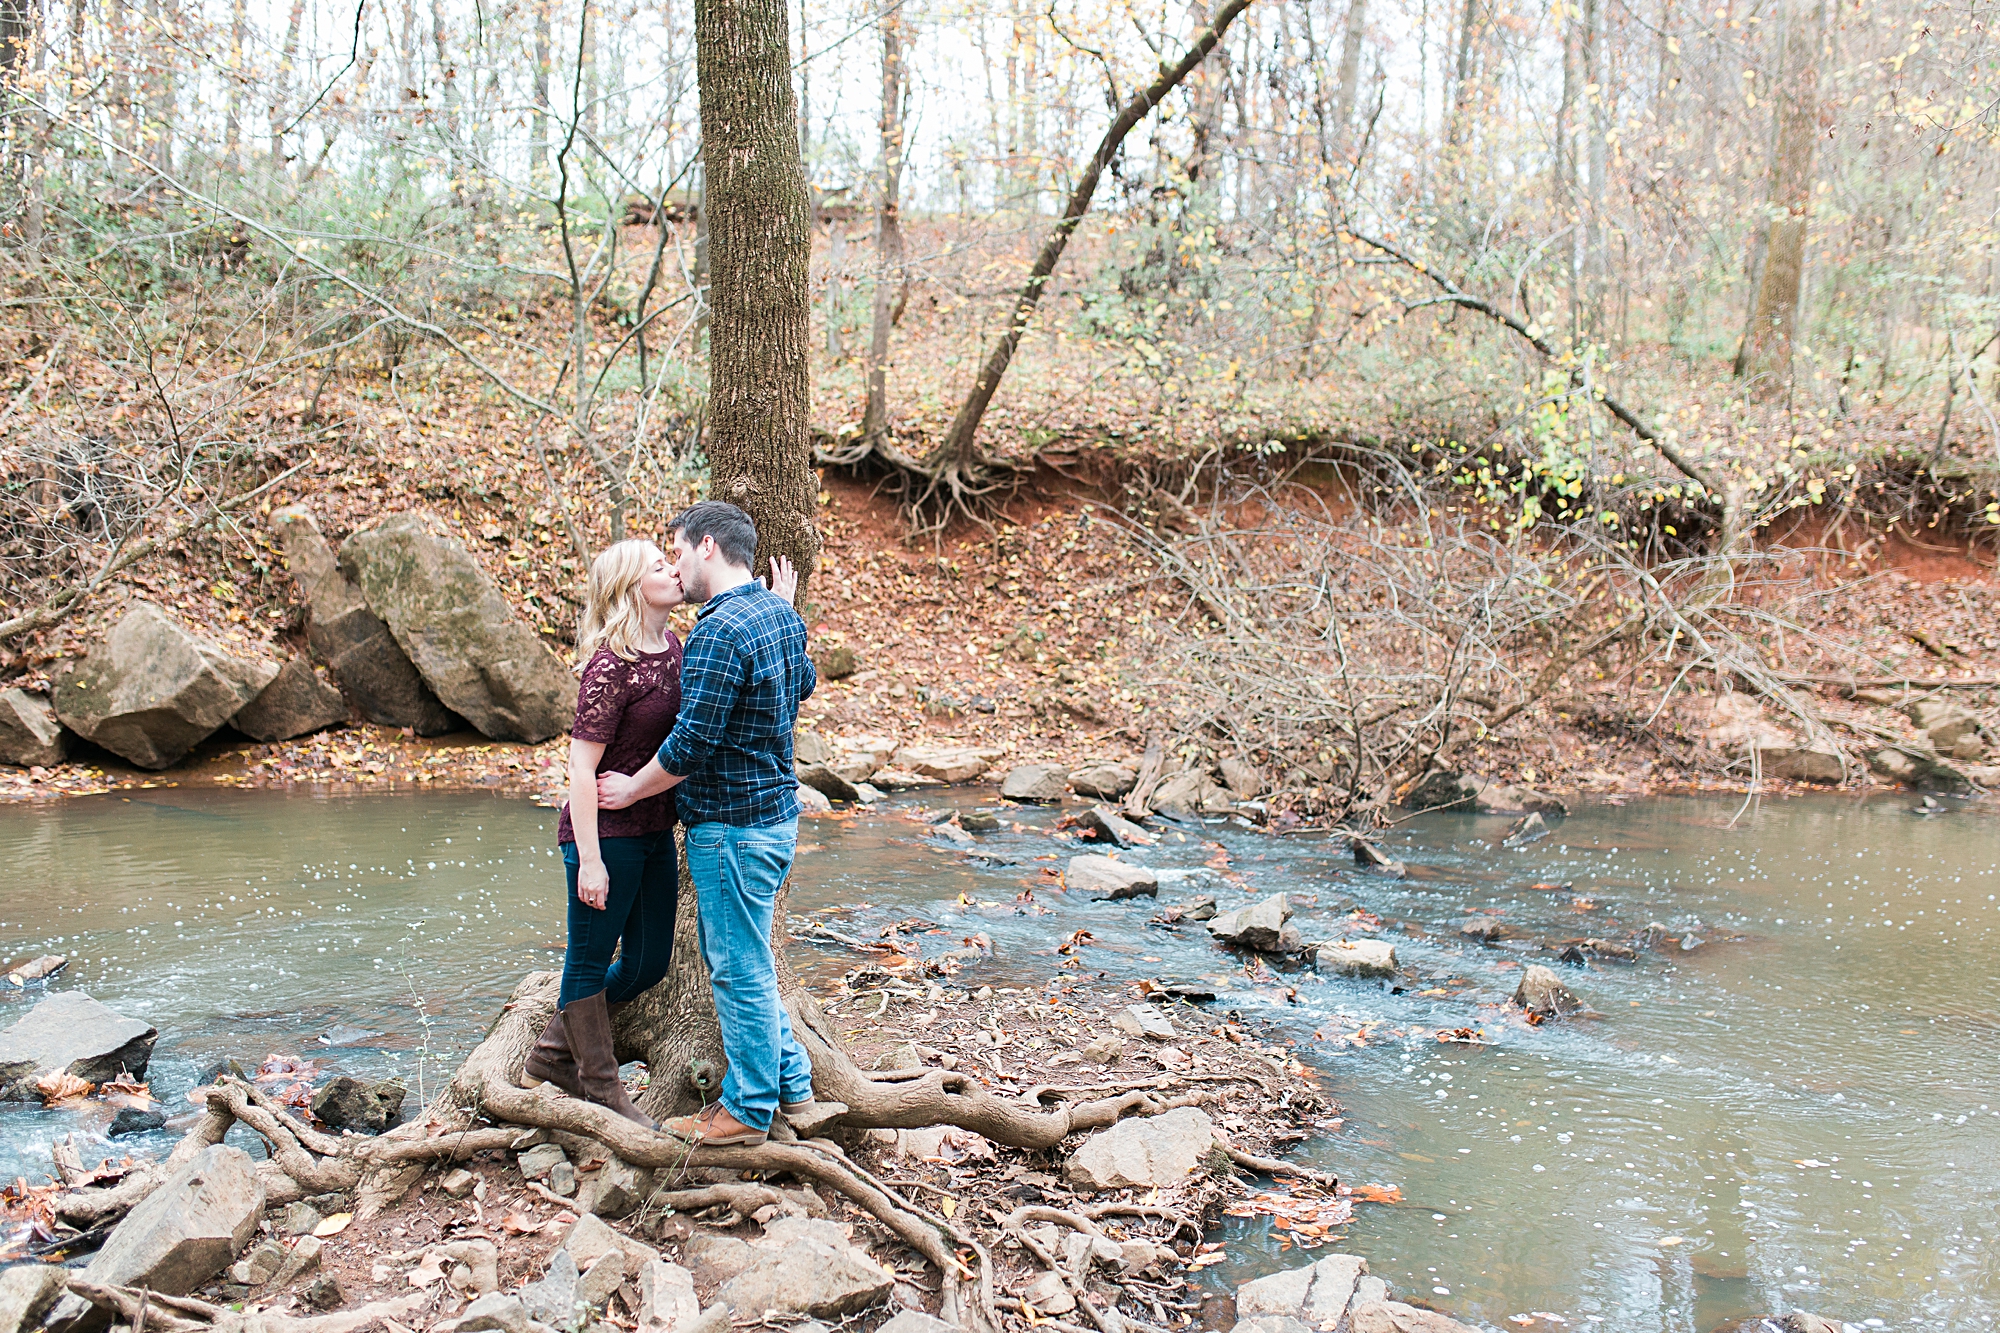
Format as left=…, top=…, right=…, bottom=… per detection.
left=1867, top=746, right=1974, bottom=794
left=231, top=655, right=348, bottom=742
left=0, top=688, right=66, bottom=767
left=1348, top=1301, right=1482, bottom=1333
left=1403, top=770, right=1567, bottom=815
left=796, top=763, right=861, bottom=804
left=895, top=745, right=994, bottom=783
left=0, top=1263, right=68, bottom=1333
left=1150, top=768, right=1236, bottom=816
left=0, top=991, right=157, bottom=1099
left=1458, top=916, right=1506, bottom=943
left=1351, top=838, right=1407, bottom=878
left=79, top=1143, right=265, bottom=1296
left=339, top=513, right=576, bottom=743
left=1513, top=964, right=1582, bottom=1020
left=1070, top=762, right=1138, bottom=798
left=51, top=602, right=278, bottom=769
left=1236, top=1252, right=1369, bottom=1328
left=271, top=506, right=456, bottom=734
left=4, top=954, right=66, bottom=985
left=1180, top=894, right=1218, bottom=921
left=308, top=1075, right=406, bottom=1133
left=1068, top=804, right=1155, bottom=848
left=1066, top=854, right=1158, bottom=899
left=1208, top=895, right=1303, bottom=955
left=1501, top=811, right=1549, bottom=847
left=1000, top=764, right=1069, bottom=802
left=1307, top=938, right=1397, bottom=979
left=1065, top=1106, right=1217, bottom=1191
left=108, top=1107, right=168, bottom=1137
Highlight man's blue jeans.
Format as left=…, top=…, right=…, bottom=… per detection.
left=685, top=818, right=813, bottom=1130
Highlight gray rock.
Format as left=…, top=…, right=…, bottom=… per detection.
left=796, top=763, right=860, bottom=803
left=1400, top=770, right=1483, bottom=812
left=51, top=602, right=279, bottom=768
left=717, top=1238, right=894, bottom=1318
left=893, top=745, right=992, bottom=783
left=1513, top=964, right=1582, bottom=1019
left=1079, top=1036, right=1124, bottom=1065
left=1229, top=1318, right=1312, bottom=1333
left=302, top=1274, right=344, bottom=1310
left=1000, top=764, right=1069, bottom=802
left=548, top=1161, right=577, bottom=1197
left=682, top=1233, right=754, bottom=1284
left=1072, top=804, right=1155, bottom=848
left=1758, top=745, right=1844, bottom=784
left=1353, top=1276, right=1391, bottom=1306
left=1908, top=699, right=1983, bottom=753
left=277, top=1201, right=322, bottom=1236
left=228, top=1237, right=290, bottom=1286
left=231, top=656, right=349, bottom=742
left=272, top=506, right=456, bottom=734
left=1501, top=812, right=1549, bottom=848
left=1149, top=769, right=1234, bottom=816
left=635, top=1260, right=700, bottom=1333
left=577, top=1157, right=653, bottom=1219
left=576, top=1250, right=634, bottom=1311
left=1066, top=854, right=1158, bottom=899
left=432, top=1293, right=557, bottom=1333
left=1308, top=938, right=1396, bottom=978
left=441, top=1168, right=478, bottom=1199
left=1069, top=763, right=1137, bottom=799
left=829, top=752, right=882, bottom=783
left=338, top=513, right=576, bottom=742
left=795, top=783, right=833, bottom=814
left=1022, top=1272, right=1075, bottom=1315
left=81, top=1143, right=265, bottom=1295
left=517, top=1143, right=568, bottom=1181
left=1458, top=916, right=1506, bottom=943
left=0, top=990, right=157, bottom=1099
left=1351, top=838, right=1407, bottom=877
left=1866, top=746, right=1973, bottom=793
left=520, top=1249, right=581, bottom=1327
left=875, top=1312, right=961, bottom=1333
left=1207, top=895, right=1303, bottom=954
left=0, top=688, right=66, bottom=766
left=1236, top=1253, right=1368, bottom=1326
left=1111, top=1004, right=1175, bottom=1041
left=0, top=1262, right=68, bottom=1333
left=815, top=644, right=859, bottom=680
left=1348, top=1301, right=1481, bottom=1333
left=1065, top=1106, right=1217, bottom=1191
left=308, top=1075, right=405, bottom=1133
left=794, top=731, right=831, bottom=765
left=1181, top=894, right=1218, bottom=921
left=108, top=1107, right=168, bottom=1136
left=1219, top=758, right=1265, bottom=798
left=562, top=1211, right=661, bottom=1268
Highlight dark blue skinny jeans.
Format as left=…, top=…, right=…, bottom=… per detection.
left=558, top=828, right=678, bottom=1010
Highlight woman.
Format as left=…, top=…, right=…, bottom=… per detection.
left=521, top=538, right=795, bottom=1128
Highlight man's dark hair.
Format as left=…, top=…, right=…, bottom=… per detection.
left=669, top=500, right=759, bottom=569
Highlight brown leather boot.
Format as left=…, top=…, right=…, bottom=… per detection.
left=563, top=991, right=655, bottom=1129
left=520, top=1011, right=584, bottom=1098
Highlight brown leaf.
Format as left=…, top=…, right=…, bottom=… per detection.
left=35, top=1071, right=93, bottom=1106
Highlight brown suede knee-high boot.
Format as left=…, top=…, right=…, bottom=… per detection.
left=520, top=1011, right=585, bottom=1098
left=563, top=992, right=654, bottom=1128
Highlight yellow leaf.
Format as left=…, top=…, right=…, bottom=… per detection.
left=314, top=1212, right=354, bottom=1237
left=940, top=1197, right=957, bottom=1218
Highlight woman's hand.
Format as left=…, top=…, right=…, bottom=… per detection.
left=766, top=555, right=798, bottom=606
left=576, top=857, right=611, bottom=910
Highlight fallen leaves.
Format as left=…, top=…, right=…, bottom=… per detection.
left=1343, top=1183, right=1404, bottom=1204
left=313, top=1212, right=355, bottom=1237
left=34, top=1071, right=94, bottom=1107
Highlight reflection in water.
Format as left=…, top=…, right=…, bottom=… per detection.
left=1, top=788, right=1996, bottom=1331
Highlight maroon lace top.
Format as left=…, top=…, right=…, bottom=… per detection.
left=557, top=641, right=683, bottom=843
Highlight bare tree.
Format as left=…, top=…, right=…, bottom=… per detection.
left=1733, top=0, right=1826, bottom=394
left=861, top=0, right=906, bottom=448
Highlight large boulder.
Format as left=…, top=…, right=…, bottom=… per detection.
left=1348, top=1302, right=1481, bottom=1333
left=1208, top=895, right=1302, bottom=954
left=51, top=603, right=278, bottom=768
left=796, top=763, right=861, bottom=804
left=0, top=688, right=66, bottom=766
left=231, top=656, right=348, bottom=742
left=0, top=991, right=157, bottom=1099
left=272, top=506, right=455, bottom=734
left=1149, top=768, right=1235, bottom=816
left=338, top=513, right=575, bottom=742
left=1309, top=939, right=1396, bottom=978
left=716, top=1236, right=893, bottom=1318
left=1000, top=764, right=1069, bottom=802
left=1070, top=762, right=1137, bottom=798
left=895, top=745, right=993, bottom=783
left=1065, top=855, right=1158, bottom=899
left=80, top=1143, right=265, bottom=1295
left=1065, top=1107, right=1217, bottom=1191
left=1236, top=1253, right=1368, bottom=1327
left=0, top=1263, right=68, bottom=1333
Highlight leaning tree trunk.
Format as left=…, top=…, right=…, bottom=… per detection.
left=695, top=0, right=821, bottom=607
left=1733, top=0, right=1825, bottom=394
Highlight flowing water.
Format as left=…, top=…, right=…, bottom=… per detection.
left=2, top=787, right=1996, bottom=1332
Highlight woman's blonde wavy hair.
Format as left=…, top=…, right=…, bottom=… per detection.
left=576, top=539, right=661, bottom=665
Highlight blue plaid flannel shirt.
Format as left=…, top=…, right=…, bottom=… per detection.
left=656, top=580, right=816, bottom=827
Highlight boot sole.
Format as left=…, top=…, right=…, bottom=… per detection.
left=669, top=1129, right=767, bottom=1147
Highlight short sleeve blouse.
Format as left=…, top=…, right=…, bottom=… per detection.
left=556, top=641, right=682, bottom=843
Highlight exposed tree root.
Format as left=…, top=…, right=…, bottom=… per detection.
left=68, top=1281, right=425, bottom=1333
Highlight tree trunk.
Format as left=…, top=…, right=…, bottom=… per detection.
left=1582, top=0, right=1607, bottom=336
left=935, top=0, right=1254, bottom=474
left=270, top=0, right=305, bottom=171
left=1733, top=0, right=1825, bottom=394
left=1333, top=0, right=1366, bottom=145
left=694, top=0, right=819, bottom=597
left=533, top=0, right=553, bottom=179
left=1557, top=0, right=1578, bottom=345
left=224, top=0, right=246, bottom=170
left=862, top=0, right=905, bottom=446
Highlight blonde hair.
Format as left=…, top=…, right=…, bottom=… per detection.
left=576, top=539, right=660, bottom=664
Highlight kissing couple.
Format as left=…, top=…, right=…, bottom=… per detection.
left=518, top=499, right=817, bottom=1148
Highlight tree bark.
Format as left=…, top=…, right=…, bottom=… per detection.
left=1333, top=0, right=1366, bottom=144
left=935, top=0, right=1254, bottom=473
left=695, top=0, right=820, bottom=600
left=1733, top=0, right=1826, bottom=394
left=861, top=0, right=905, bottom=446
left=533, top=0, right=553, bottom=179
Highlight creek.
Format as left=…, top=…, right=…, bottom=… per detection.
left=1, top=788, right=1995, bottom=1332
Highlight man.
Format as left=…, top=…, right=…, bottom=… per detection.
left=596, top=500, right=816, bottom=1147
